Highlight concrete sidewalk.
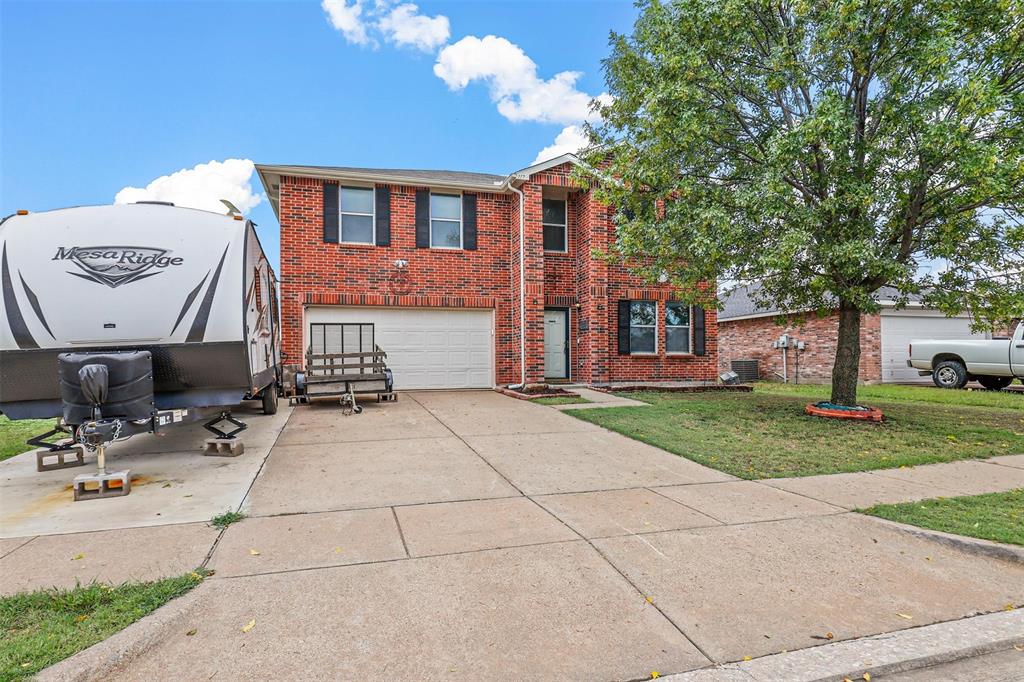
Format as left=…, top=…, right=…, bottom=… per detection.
left=764, top=456, right=1024, bottom=508
left=5, top=390, right=1022, bottom=680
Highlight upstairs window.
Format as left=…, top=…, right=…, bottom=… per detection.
left=542, top=199, right=567, bottom=252
left=340, top=187, right=375, bottom=244
left=430, top=193, right=462, bottom=248
left=665, top=303, right=691, bottom=353
left=629, top=301, right=657, bottom=354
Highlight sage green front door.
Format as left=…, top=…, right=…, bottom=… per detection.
left=544, top=309, right=568, bottom=379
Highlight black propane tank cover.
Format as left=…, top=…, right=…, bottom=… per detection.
left=59, top=351, right=155, bottom=424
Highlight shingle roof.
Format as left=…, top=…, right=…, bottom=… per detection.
left=258, top=164, right=506, bottom=186
left=311, top=165, right=508, bottom=185
left=718, top=283, right=924, bottom=320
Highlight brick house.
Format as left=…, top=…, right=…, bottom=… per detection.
left=718, top=284, right=993, bottom=384
left=255, top=155, right=718, bottom=390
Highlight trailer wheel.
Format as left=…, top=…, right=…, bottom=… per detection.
left=261, top=381, right=279, bottom=415
left=977, top=376, right=1013, bottom=391
left=932, top=360, right=968, bottom=389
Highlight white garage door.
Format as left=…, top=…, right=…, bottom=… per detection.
left=305, top=306, right=494, bottom=389
left=881, top=312, right=987, bottom=383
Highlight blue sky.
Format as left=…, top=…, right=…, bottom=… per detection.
left=1, top=0, right=637, bottom=268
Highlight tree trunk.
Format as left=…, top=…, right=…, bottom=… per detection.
left=830, top=300, right=862, bottom=406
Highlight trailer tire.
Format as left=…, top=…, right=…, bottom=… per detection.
left=932, top=360, right=968, bottom=389
left=977, top=376, right=1013, bottom=391
left=261, top=381, right=279, bottom=415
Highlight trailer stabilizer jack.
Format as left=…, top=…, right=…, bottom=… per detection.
left=27, top=428, right=77, bottom=453
left=202, top=412, right=248, bottom=439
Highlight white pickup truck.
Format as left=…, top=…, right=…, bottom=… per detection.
left=907, top=322, right=1024, bottom=389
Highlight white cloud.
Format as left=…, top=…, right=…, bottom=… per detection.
left=322, top=0, right=371, bottom=46
left=114, top=159, right=262, bottom=214
left=318, top=4, right=607, bottom=165
left=532, top=125, right=590, bottom=164
left=378, top=3, right=449, bottom=52
left=434, top=35, right=606, bottom=125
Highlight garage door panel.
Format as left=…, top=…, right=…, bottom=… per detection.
left=305, top=306, right=494, bottom=390
left=881, top=313, right=986, bottom=383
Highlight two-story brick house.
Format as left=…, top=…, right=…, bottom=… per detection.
left=256, top=155, right=718, bottom=390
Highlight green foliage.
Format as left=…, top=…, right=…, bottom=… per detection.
left=0, top=572, right=205, bottom=679
left=210, top=510, right=246, bottom=529
left=756, top=381, right=1024, bottom=410
left=564, top=390, right=1024, bottom=478
left=0, top=416, right=62, bottom=462
left=583, top=0, right=1024, bottom=400
left=861, top=489, right=1024, bottom=546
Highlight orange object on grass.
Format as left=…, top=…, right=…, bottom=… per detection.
left=805, top=403, right=884, bottom=422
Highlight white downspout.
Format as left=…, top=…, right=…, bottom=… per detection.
left=510, top=184, right=526, bottom=388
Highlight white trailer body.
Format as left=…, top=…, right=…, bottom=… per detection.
left=0, top=203, right=280, bottom=422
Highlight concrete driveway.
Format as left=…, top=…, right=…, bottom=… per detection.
left=10, top=391, right=1024, bottom=680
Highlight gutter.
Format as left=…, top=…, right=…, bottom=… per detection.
left=509, top=184, right=526, bottom=388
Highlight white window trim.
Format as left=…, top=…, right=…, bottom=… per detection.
left=430, top=191, right=463, bottom=250
left=339, top=185, right=376, bottom=245
left=630, top=300, right=658, bottom=355
left=542, top=198, right=568, bottom=253
left=665, top=302, right=694, bottom=356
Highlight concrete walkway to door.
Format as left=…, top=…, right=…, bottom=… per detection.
left=22, top=391, right=1024, bottom=681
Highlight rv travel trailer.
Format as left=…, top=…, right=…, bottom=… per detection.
left=0, top=203, right=282, bottom=461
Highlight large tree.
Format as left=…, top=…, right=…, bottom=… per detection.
left=584, top=0, right=1024, bottom=405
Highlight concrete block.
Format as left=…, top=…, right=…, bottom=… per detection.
left=203, top=438, right=244, bottom=457
left=36, top=446, right=86, bottom=472
left=72, top=470, right=131, bottom=501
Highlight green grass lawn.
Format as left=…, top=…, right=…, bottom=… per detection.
left=565, top=389, right=1024, bottom=478
left=757, top=382, right=1023, bottom=410
left=0, top=572, right=205, bottom=679
left=0, top=415, right=62, bottom=462
left=860, top=489, right=1024, bottom=546
left=531, top=395, right=592, bottom=406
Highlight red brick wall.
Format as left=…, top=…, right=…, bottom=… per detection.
left=278, top=175, right=518, bottom=383
left=277, top=163, right=720, bottom=387
left=526, top=162, right=719, bottom=384
left=717, top=312, right=882, bottom=383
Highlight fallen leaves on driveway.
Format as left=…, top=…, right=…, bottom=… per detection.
left=249, top=549, right=261, bottom=556
left=241, top=619, right=256, bottom=633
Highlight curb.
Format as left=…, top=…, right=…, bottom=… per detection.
left=662, top=609, right=1024, bottom=682
left=861, top=515, right=1024, bottom=566
left=36, top=582, right=208, bottom=682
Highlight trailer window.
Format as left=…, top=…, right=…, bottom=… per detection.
left=340, top=187, right=375, bottom=244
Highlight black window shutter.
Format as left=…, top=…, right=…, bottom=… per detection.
left=415, top=189, right=430, bottom=248
left=463, top=194, right=477, bottom=250
left=617, top=300, right=631, bottom=355
left=375, top=186, right=391, bottom=246
left=693, top=306, right=706, bottom=356
left=323, top=183, right=339, bottom=243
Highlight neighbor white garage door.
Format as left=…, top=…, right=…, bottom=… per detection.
left=305, top=306, right=494, bottom=389
left=881, top=312, right=986, bottom=383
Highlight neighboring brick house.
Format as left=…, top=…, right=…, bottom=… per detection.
left=256, top=155, right=718, bottom=389
left=718, top=284, right=993, bottom=384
